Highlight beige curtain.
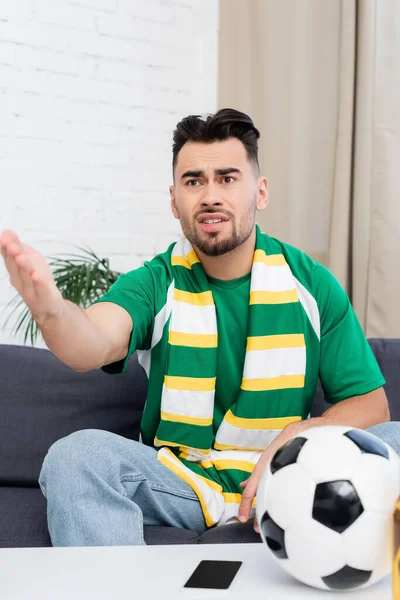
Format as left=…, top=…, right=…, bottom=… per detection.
left=219, top=0, right=400, bottom=337
left=350, top=0, right=400, bottom=336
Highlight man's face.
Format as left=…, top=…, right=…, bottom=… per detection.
left=170, top=138, right=268, bottom=257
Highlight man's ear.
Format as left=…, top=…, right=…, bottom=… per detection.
left=170, top=185, right=179, bottom=219
left=256, top=177, right=268, bottom=212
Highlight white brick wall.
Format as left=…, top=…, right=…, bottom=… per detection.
left=0, top=0, right=219, bottom=347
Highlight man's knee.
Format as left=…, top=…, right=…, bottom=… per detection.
left=39, top=429, right=114, bottom=492
left=368, top=421, right=400, bottom=455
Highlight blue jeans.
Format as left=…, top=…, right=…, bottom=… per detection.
left=39, top=422, right=400, bottom=547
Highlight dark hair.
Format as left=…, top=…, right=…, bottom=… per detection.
left=172, top=108, right=260, bottom=176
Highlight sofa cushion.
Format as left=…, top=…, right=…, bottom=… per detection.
left=199, top=522, right=261, bottom=544
left=0, top=345, right=147, bottom=486
left=0, top=487, right=51, bottom=547
left=143, top=526, right=199, bottom=545
left=0, top=487, right=199, bottom=548
left=368, top=338, right=400, bottom=420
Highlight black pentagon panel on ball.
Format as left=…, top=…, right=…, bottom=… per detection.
left=312, top=480, right=364, bottom=533
left=344, top=429, right=389, bottom=459
left=260, top=512, right=288, bottom=559
left=322, top=565, right=372, bottom=590
left=270, top=437, right=307, bottom=474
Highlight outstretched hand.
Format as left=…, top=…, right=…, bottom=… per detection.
left=0, top=229, right=64, bottom=324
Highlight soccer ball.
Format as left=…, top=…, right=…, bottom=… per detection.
left=256, top=425, right=400, bottom=591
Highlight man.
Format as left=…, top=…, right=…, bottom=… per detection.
left=0, top=108, right=397, bottom=547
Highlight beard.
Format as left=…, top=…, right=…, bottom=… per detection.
left=178, top=200, right=256, bottom=257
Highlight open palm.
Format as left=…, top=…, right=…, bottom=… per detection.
left=0, top=230, right=64, bottom=324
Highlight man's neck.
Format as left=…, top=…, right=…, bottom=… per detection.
left=193, top=229, right=256, bottom=281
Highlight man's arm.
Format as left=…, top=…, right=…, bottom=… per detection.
left=0, top=229, right=133, bottom=372
left=238, top=387, right=390, bottom=528
left=319, top=386, right=390, bottom=427
left=39, top=300, right=133, bottom=372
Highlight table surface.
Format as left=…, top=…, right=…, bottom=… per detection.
left=0, top=542, right=392, bottom=599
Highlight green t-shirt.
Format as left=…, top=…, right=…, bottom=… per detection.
left=207, top=272, right=250, bottom=432
left=94, top=239, right=385, bottom=428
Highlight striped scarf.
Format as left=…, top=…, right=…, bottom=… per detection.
left=141, top=226, right=311, bottom=527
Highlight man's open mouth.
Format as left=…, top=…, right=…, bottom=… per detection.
left=197, top=213, right=229, bottom=224
left=196, top=214, right=229, bottom=233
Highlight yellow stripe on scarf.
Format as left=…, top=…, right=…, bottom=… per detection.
left=211, top=459, right=256, bottom=473
left=160, top=411, right=213, bottom=427
left=246, top=333, right=305, bottom=350
left=171, top=251, right=200, bottom=269
left=173, top=289, right=214, bottom=305
left=169, top=331, right=218, bottom=348
left=241, top=375, right=305, bottom=391
left=250, top=290, right=298, bottom=304
left=157, top=450, right=218, bottom=527
left=253, top=250, right=287, bottom=267
left=224, top=410, right=302, bottom=429
left=223, top=492, right=256, bottom=506
left=164, top=375, right=216, bottom=392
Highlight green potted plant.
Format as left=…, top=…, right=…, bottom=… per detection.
left=2, top=246, right=121, bottom=345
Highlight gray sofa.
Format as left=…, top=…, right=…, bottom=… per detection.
left=0, top=339, right=399, bottom=548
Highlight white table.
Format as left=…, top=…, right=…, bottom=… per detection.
left=0, top=543, right=391, bottom=599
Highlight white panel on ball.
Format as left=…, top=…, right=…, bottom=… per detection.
left=296, top=432, right=361, bottom=483
left=284, top=520, right=344, bottom=578
left=262, top=463, right=315, bottom=530
left=351, top=450, right=400, bottom=512
left=341, top=511, right=392, bottom=575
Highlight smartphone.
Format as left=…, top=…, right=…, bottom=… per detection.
left=183, top=560, right=242, bottom=590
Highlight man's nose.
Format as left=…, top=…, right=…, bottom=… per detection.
left=200, top=181, right=222, bottom=207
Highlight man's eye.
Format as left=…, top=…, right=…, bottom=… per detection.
left=186, top=179, right=199, bottom=186
left=223, top=176, right=235, bottom=183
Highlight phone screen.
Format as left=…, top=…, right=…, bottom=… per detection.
left=183, top=560, right=242, bottom=590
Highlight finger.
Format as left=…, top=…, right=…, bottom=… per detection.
left=18, top=252, right=54, bottom=290
left=15, top=251, right=35, bottom=275
left=4, top=246, right=38, bottom=295
left=254, top=518, right=260, bottom=533
left=17, top=255, right=53, bottom=295
left=5, top=241, right=23, bottom=260
left=0, top=230, right=21, bottom=249
left=31, top=270, right=43, bottom=284
left=16, top=262, right=36, bottom=294
left=239, top=478, right=249, bottom=488
left=1, top=242, right=8, bottom=262
left=3, top=246, right=22, bottom=288
left=238, top=479, right=258, bottom=523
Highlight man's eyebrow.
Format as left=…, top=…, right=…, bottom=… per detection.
left=216, top=167, right=242, bottom=176
left=181, top=170, right=204, bottom=180
left=180, top=167, right=242, bottom=180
